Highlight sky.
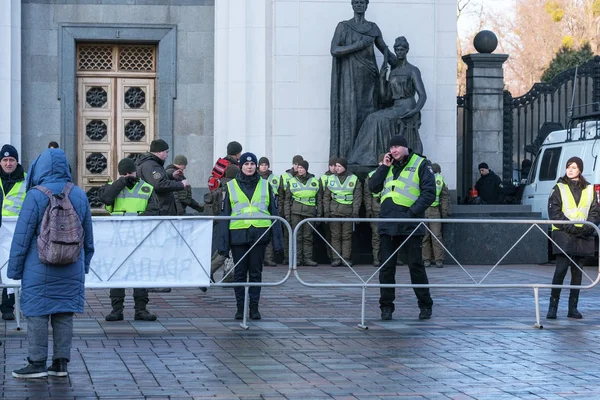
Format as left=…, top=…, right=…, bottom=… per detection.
left=458, top=0, right=515, bottom=37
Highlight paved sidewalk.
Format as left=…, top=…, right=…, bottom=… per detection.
left=2, top=263, right=600, bottom=399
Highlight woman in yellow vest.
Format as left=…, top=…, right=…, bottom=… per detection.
left=217, top=152, right=283, bottom=320
left=323, top=157, right=362, bottom=267
left=547, top=156, right=600, bottom=320
left=284, top=160, right=322, bottom=266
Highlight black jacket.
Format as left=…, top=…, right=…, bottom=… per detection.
left=368, top=151, right=436, bottom=236
left=475, top=170, right=503, bottom=204
left=165, top=164, right=204, bottom=215
left=548, top=177, right=600, bottom=256
left=97, top=176, right=160, bottom=216
left=136, top=153, right=185, bottom=216
left=217, top=171, right=284, bottom=253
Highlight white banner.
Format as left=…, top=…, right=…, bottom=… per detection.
left=1, top=216, right=212, bottom=288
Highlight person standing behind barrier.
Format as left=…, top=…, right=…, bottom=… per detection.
left=475, top=162, right=503, bottom=204
left=546, top=157, right=600, bottom=320
left=278, top=155, right=304, bottom=264
left=364, top=153, right=386, bottom=267
left=97, top=158, right=160, bottom=322
left=1, top=144, right=26, bottom=321
left=165, top=155, right=205, bottom=215
left=319, top=156, right=338, bottom=263
left=8, top=148, right=94, bottom=379
left=422, top=163, right=451, bottom=268
left=285, top=160, right=322, bottom=266
left=217, top=152, right=283, bottom=320
left=323, top=157, right=362, bottom=267
left=258, top=157, right=280, bottom=267
left=368, top=135, right=435, bottom=321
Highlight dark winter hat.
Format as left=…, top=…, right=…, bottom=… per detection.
left=240, top=152, right=258, bottom=165
left=258, top=156, right=270, bottom=166
left=566, top=156, right=584, bottom=173
left=292, top=155, right=304, bottom=165
left=328, top=156, right=338, bottom=166
left=227, top=141, right=243, bottom=156
left=432, top=163, right=441, bottom=173
left=118, top=158, right=137, bottom=175
left=224, top=164, right=240, bottom=179
left=48, top=141, right=59, bottom=149
left=150, top=139, right=169, bottom=153
left=173, top=155, right=188, bottom=166
left=1, top=144, right=18, bottom=162
left=478, top=162, right=489, bottom=170
left=388, top=135, right=408, bottom=148
left=337, top=157, right=348, bottom=170
left=298, top=160, right=309, bottom=171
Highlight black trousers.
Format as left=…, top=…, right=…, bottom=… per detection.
left=378, top=234, right=433, bottom=311
left=1, top=288, right=15, bottom=314
left=551, top=254, right=583, bottom=299
left=231, top=244, right=266, bottom=307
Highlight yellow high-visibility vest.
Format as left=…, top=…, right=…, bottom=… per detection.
left=288, top=176, right=319, bottom=206
left=380, top=154, right=424, bottom=207
left=106, top=180, right=153, bottom=216
left=329, top=174, right=358, bottom=205
left=227, top=178, right=271, bottom=229
left=431, top=173, right=445, bottom=207
left=1, top=174, right=27, bottom=216
left=266, top=174, right=280, bottom=194
left=552, top=183, right=594, bottom=231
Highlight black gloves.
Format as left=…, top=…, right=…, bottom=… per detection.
left=563, top=224, right=577, bottom=234
left=125, top=175, right=139, bottom=188
left=580, top=225, right=596, bottom=236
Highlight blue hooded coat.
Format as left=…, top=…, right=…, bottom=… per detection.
left=7, top=149, right=94, bottom=316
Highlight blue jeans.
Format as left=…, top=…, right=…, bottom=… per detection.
left=27, top=313, right=74, bottom=362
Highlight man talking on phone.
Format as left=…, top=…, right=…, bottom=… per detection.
left=368, top=135, right=436, bottom=321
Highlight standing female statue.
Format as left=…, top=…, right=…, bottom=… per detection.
left=348, top=36, right=427, bottom=166
left=330, top=0, right=396, bottom=160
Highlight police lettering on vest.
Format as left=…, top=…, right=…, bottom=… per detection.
left=227, top=179, right=271, bottom=229
left=431, top=173, right=445, bottom=207
left=551, top=183, right=594, bottom=230
left=329, top=175, right=358, bottom=205
left=289, top=176, right=319, bottom=206
left=106, top=180, right=154, bottom=216
left=380, top=154, right=424, bottom=207
left=1, top=174, right=27, bottom=216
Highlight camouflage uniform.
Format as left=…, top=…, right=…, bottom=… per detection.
left=422, top=166, right=451, bottom=267
left=364, top=169, right=382, bottom=266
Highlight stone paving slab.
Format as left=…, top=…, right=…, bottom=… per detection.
left=2, top=264, right=600, bottom=399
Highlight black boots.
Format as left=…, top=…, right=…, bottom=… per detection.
left=546, top=297, right=559, bottom=319
left=567, top=295, right=583, bottom=319
left=235, top=305, right=244, bottom=320
left=249, top=304, right=261, bottom=320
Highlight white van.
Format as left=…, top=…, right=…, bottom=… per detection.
left=521, top=120, right=600, bottom=218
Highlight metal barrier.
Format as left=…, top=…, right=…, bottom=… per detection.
left=292, top=217, right=600, bottom=329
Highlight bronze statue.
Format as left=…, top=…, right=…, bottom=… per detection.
left=330, top=0, right=396, bottom=160
left=348, top=36, right=427, bottom=166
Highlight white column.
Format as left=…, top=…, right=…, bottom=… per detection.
left=0, top=0, right=21, bottom=151
left=214, top=0, right=272, bottom=159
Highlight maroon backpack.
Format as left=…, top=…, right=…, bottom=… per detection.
left=35, top=183, right=84, bottom=265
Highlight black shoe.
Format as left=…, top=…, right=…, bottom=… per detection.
left=546, top=297, right=559, bottom=319
left=418, top=308, right=432, bottom=320
left=2, top=312, right=15, bottom=321
left=134, top=310, right=157, bottom=321
left=435, top=262, right=444, bottom=268
left=381, top=308, right=393, bottom=320
left=235, top=306, right=244, bottom=320
left=199, top=287, right=208, bottom=293
left=47, top=358, right=68, bottom=377
left=105, top=309, right=124, bottom=322
left=148, top=288, right=171, bottom=293
left=372, top=261, right=380, bottom=268
left=249, top=305, right=262, bottom=320
left=304, top=260, right=318, bottom=266
left=12, top=359, right=48, bottom=379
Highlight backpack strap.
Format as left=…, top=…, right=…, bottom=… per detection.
left=34, top=185, right=53, bottom=199
left=62, top=182, right=75, bottom=197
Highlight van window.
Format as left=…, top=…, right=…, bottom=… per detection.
left=527, top=150, right=541, bottom=184
left=538, top=147, right=562, bottom=181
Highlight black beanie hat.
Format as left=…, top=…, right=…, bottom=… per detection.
left=118, top=158, right=137, bottom=175
left=298, top=160, right=309, bottom=171
left=337, top=157, right=348, bottom=170
left=240, top=152, right=258, bottom=166
left=388, top=135, right=408, bottom=148
left=478, top=162, right=489, bottom=170
left=227, top=141, right=243, bottom=156
left=292, top=155, right=303, bottom=164
left=328, top=156, right=338, bottom=166
left=566, top=156, right=584, bottom=173
left=1, top=144, right=18, bottom=162
left=258, top=157, right=270, bottom=166
left=150, top=139, right=169, bottom=153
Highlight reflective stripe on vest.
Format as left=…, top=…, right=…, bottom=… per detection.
left=227, top=178, right=271, bottom=229
left=106, top=180, right=153, bottom=215
left=281, top=171, right=293, bottom=190
left=1, top=174, right=27, bottom=216
left=329, top=174, right=358, bottom=205
left=431, top=173, right=444, bottom=207
left=289, top=176, right=319, bottom=206
left=551, top=183, right=594, bottom=231
left=320, top=173, right=332, bottom=188
left=380, top=154, right=424, bottom=207
left=367, top=170, right=381, bottom=199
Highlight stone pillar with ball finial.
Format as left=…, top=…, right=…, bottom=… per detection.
left=460, top=30, right=508, bottom=199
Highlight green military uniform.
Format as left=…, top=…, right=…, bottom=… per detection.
left=422, top=172, right=451, bottom=267
left=278, top=169, right=296, bottom=263
left=285, top=173, right=321, bottom=266
left=319, top=170, right=335, bottom=261
left=260, top=170, right=280, bottom=266
left=364, top=170, right=382, bottom=266
left=323, top=172, right=362, bottom=266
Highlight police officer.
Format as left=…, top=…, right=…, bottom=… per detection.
left=422, top=163, right=451, bottom=268
left=258, top=157, right=280, bottom=266
left=217, top=152, right=283, bottom=320
left=98, top=158, right=161, bottom=321
left=364, top=154, right=386, bottom=267
left=278, top=155, right=303, bottom=264
left=368, top=135, right=435, bottom=321
left=0, top=144, right=26, bottom=321
left=285, top=160, right=321, bottom=266
left=319, top=156, right=338, bottom=262
left=323, top=157, right=362, bottom=267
